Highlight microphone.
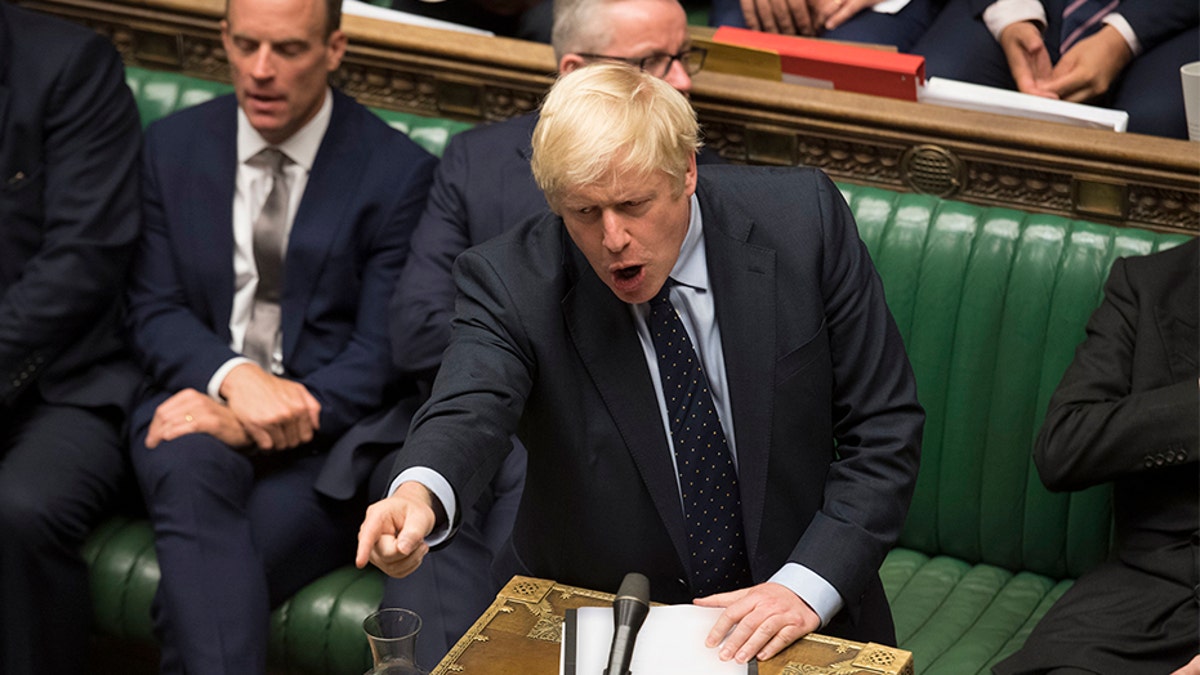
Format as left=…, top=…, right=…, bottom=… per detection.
left=603, top=572, right=650, bottom=675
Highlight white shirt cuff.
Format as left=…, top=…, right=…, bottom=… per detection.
left=982, top=0, right=1046, bottom=41
left=768, top=563, right=845, bottom=628
left=1102, top=14, right=1139, bottom=56
left=389, top=467, right=457, bottom=546
left=208, top=356, right=255, bottom=400
left=870, top=0, right=911, bottom=15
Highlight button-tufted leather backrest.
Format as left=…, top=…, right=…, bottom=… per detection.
left=843, top=183, right=1190, bottom=580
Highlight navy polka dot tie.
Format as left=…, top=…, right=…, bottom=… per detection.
left=648, top=282, right=751, bottom=597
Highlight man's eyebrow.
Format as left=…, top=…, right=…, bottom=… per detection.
left=229, top=32, right=311, bottom=48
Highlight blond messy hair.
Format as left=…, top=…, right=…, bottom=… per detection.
left=531, top=62, right=700, bottom=212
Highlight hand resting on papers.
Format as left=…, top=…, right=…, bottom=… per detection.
left=695, top=582, right=821, bottom=663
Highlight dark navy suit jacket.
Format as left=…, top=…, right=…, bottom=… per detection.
left=127, top=90, right=436, bottom=498
left=0, top=2, right=141, bottom=412
left=392, top=165, right=924, bottom=642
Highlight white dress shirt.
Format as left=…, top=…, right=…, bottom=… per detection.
left=206, top=89, right=334, bottom=399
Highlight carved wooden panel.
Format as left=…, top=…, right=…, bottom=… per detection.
left=20, top=0, right=1199, bottom=235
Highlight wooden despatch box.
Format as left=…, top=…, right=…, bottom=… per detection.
left=433, top=576, right=913, bottom=675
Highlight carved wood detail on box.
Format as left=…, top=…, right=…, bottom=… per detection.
left=430, top=576, right=913, bottom=675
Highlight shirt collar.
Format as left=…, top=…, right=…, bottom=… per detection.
left=236, top=87, right=333, bottom=171
left=668, top=193, right=708, bottom=292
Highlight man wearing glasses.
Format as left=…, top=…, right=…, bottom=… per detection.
left=376, top=0, right=716, bottom=667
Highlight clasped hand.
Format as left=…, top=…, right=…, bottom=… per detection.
left=146, top=363, right=321, bottom=452
left=1000, top=22, right=1132, bottom=102
left=218, top=362, right=321, bottom=451
left=145, top=388, right=253, bottom=449
left=741, top=0, right=880, bottom=37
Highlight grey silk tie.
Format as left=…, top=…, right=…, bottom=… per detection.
left=648, top=281, right=752, bottom=596
left=244, top=148, right=290, bottom=373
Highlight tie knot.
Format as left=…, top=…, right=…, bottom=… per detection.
left=650, top=280, right=675, bottom=307
left=250, top=147, right=290, bottom=175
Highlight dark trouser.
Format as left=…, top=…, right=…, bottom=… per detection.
left=130, top=408, right=360, bottom=675
left=0, top=396, right=127, bottom=675
left=992, top=560, right=1199, bottom=675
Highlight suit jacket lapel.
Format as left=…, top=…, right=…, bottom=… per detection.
left=189, top=100, right=238, bottom=338
left=562, top=241, right=693, bottom=569
left=698, top=180, right=777, bottom=560
left=281, top=91, right=361, bottom=360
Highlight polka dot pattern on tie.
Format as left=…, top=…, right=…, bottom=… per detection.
left=648, top=281, right=751, bottom=597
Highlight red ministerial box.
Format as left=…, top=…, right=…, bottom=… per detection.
left=713, top=26, right=925, bottom=101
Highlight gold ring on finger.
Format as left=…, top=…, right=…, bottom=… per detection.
left=185, top=414, right=194, bottom=423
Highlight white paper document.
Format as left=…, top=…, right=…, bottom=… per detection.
left=342, top=0, right=494, bottom=36
left=918, top=77, right=1129, bottom=132
left=561, top=605, right=751, bottom=675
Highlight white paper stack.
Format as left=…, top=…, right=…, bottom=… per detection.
left=561, top=605, right=751, bottom=675
left=342, top=0, right=494, bottom=36
left=918, top=76, right=1129, bottom=132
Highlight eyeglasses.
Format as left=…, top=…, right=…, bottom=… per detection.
left=576, top=47, right=708, bottom=78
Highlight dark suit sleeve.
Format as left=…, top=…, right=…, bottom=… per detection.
left=967, top=0, right=993, bottom=18
left=1034, top=256, right=1200, bottom=492
left=393, top=244, right=533, bottom=514
left=1117, top=0, right=1199, bottom=54
left=788, top=173, right=923, bottom=603
left=299, top=149, right=437, bottom=436
left=0, top=31, right=140, bottom=404
left=390, top=135, right=474, bottom=379
left=126, top=127, right=245, bottom=394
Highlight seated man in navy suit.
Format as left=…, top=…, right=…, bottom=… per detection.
left=359, top=62, right=923, bottom=664
left=124, top=0, right=435, bottom=670
left=380, top=0, right=721, bottom=666
left=0, top=5, right=142, bottom=674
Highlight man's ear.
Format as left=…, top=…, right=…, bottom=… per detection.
left=325, top=29, right=347, bottom=72
left=559, top=53, right=585, bottom=75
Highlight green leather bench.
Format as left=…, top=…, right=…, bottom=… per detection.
left=95, top=66, right=1191, bottom=674
left=850, top=195, right=1188, bottom=673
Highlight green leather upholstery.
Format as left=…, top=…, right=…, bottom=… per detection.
left=845, top=183, right=1188, bottom=673
left=93, top=67, right=1192, bottom=674
left=124, top=67, right=472, bottom=156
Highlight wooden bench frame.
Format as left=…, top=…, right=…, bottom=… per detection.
left=23, top=0, right=1198, bottom=236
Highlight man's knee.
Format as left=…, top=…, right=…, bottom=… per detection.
left=0, top=473, right=76, bottom=551
left=132, top=433, right=253, bottom=505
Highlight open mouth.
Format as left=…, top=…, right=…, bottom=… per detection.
left=614, top=265, right=643, bottom=281
left=247, top=92, right=284, bottom=106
